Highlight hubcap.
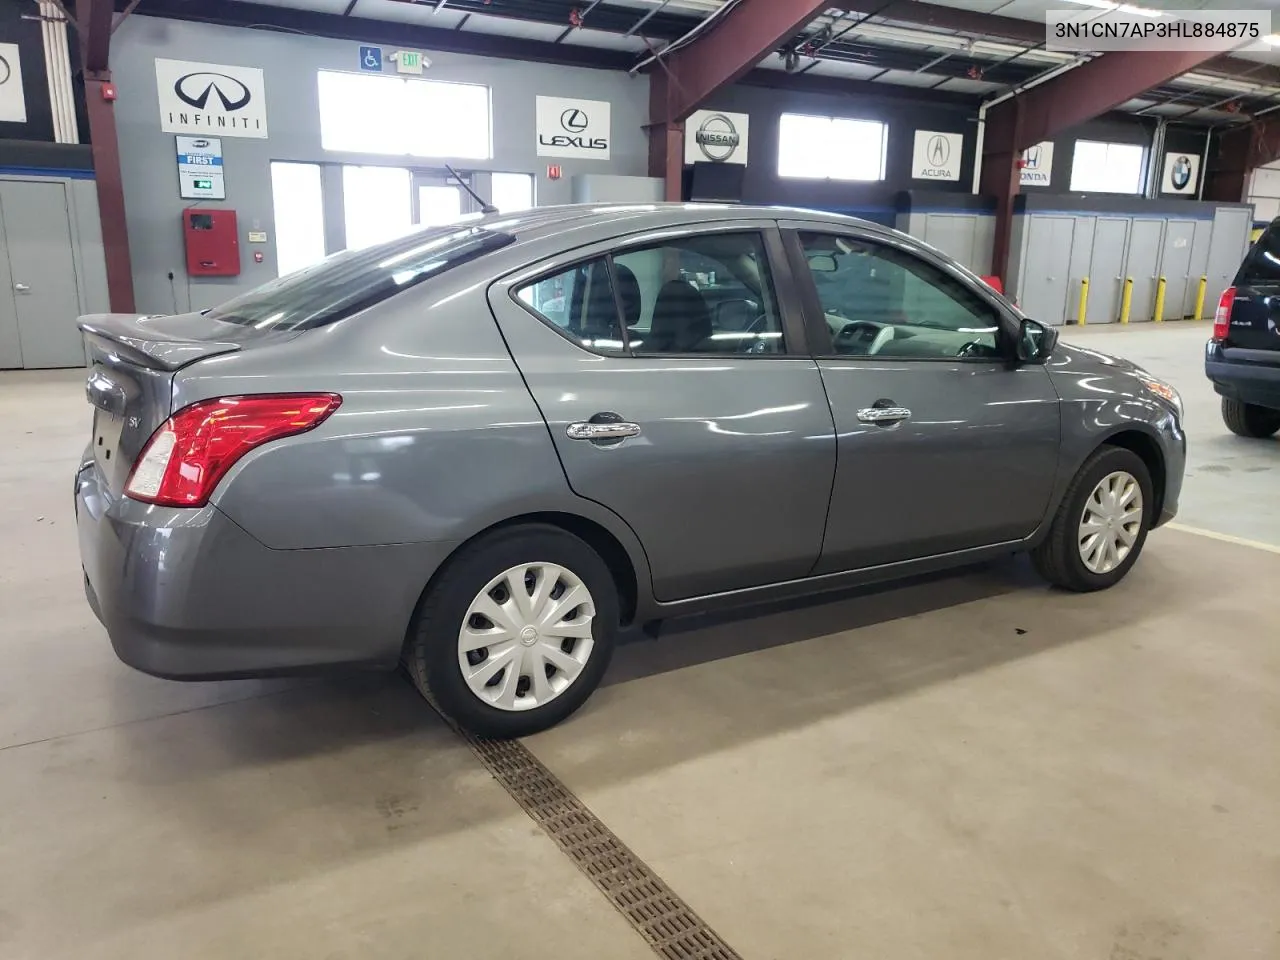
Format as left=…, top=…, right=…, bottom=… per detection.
left=458, top=563, right=596, bottom=712
left=1078, top=471, right=1143, bottom=575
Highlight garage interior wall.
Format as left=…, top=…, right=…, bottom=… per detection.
left=110, top=15, right=652, bottom=313
left=1248, top=160, right=1280, bottom=227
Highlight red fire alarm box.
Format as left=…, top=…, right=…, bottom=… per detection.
left=182, top=208, right=240, bottom=277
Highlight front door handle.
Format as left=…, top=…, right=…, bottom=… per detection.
left=567, top=420, right=641, bottom=441
left=13, top=282, right=30, bottom=293
left=857, top=405, right=912, bottom=425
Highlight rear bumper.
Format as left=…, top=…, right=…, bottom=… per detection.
left=1205, top=341, right=1280, bottom=411
left=75, top=456, right=457, bottom=680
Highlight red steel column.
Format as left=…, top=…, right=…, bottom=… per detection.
left=981, top=99, right=1024, bottom=284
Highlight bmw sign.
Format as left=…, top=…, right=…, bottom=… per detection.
left=155, top=59, right=268, bottom=139
left=1162, top=152, right=1199, bottom=195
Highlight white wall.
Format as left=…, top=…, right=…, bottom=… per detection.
left=111, top=15, right=652, bottom=313
left=1248, top=160, right=1280, bottom=224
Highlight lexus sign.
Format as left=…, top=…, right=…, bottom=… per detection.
left=536, top=96, right=610, bottom=160
left=911, top=130, right=963, bottom=181
left=684, top=109, right=750, bottom=165
left=155, top=59, right=268, bottom=139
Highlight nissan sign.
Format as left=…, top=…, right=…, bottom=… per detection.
left=684, top=109, right=750, bottom=165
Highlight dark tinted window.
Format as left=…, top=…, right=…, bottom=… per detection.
left=1240, top=222, right=1280, bottom=285
left=207, top=225, right=512, bottom=331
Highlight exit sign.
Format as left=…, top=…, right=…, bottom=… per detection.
left=394, top=50, right=427, bottom=74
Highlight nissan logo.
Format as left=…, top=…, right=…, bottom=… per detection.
left=695, top=114, right=740, bottom=162
left=927, top=134, right=950, bottom=167
left=174, top=72, right=251, bottom=112
left=560, top=108, right=589, bottom=134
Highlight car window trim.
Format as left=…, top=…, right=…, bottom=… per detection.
left=502, top=221, right=810, bottom=361
left=779, top=222, right=1018, bottom=364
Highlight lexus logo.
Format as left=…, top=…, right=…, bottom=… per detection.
left=0, top=55, right=10, bottom=86
left=174, top=72, right=251, bottom=112
left=927, top=135, right=950, bottom=167
left=695, top=113, right=740, bottom=162
left=560, top=109, right=589, bottom=134
left=1171, top=155, right=1193, bottom=190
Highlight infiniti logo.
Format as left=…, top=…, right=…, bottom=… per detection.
left=560, top=108, right=588, bottom=134
left=0, top=56, right=10, bottom=86
left=174, top=72, right=251, bottom=112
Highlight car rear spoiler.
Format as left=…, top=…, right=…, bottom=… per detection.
left=78, top=313, right=244, bottom=372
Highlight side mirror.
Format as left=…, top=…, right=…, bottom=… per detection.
left=807, top=254, right=839, bottom=273
left=1015, top=318, right=1057, bottom=362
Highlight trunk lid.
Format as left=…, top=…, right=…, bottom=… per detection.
left=1226, top=222, right=1280, bottom=352
left=79, top=312, right=288, bottom=494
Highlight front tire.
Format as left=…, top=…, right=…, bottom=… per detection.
left=1221, top=397, right=1280, bottom=439
left=1032, top=446, right=1153, bottom=592
left=404, top=525, right=618, bottom=738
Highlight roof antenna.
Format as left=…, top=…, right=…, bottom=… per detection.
left=445, top=163, right=498, bottom=215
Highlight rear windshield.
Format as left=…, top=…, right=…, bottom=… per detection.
left=1239, top=221, right=1280, bottom=286
left=206, top=225, right=513, bottom=331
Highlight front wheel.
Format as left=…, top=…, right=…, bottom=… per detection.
left=1221, top=397, right=1280, bottom=439
left=404, top=525, right=618, bottom=738
left=1032, top=446, right=1153, bottom=592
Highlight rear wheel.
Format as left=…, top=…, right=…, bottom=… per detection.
left=1032, top=446, right=1153, bottom=592
left=404, top=525, right=618, bottom=738
left=1221, top=397, right=1280, bottom=439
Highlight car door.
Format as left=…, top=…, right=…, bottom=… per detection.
left=487, top=222, right=837, bottom=602
left=780, top=222, right=1061, bottom=574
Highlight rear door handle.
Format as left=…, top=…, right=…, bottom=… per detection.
left=857, top=405, right=912, bottom=425
left=567, top=421, right=641, bottom=441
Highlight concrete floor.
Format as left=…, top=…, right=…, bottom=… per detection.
left=2, top=321, right=1278, bottom=959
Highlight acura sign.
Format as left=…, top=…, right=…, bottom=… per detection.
left=911, top=130, right=962, bottom=181
left=156, top=59, right=268, bottom=139
left=537, top=96, right=610, bottom=159
left=684, top=109, right=750, bottom=165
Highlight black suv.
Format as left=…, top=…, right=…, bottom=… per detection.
left=1205, top=220, right=1280, bottom=438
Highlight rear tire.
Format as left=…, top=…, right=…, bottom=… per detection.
left=404, top=525, right=618, bottom=738
left=1221, top=397, right=1280, bottom=439
left=1032, top=445, right=1153, bottom=593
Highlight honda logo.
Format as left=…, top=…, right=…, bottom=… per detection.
left=1023, top=145, right=1042, bottom=169
left=175, top=72, right=252, bottom=112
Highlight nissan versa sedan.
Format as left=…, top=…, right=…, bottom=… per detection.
left=76, top=204, right=1185, bottom=737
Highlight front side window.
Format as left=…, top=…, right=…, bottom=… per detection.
left=799, top=232, right=1002, bottom=360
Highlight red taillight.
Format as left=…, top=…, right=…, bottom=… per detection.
left=125, top=393, right=342, bottom=507
left=1212, top=286, right=1236, bottom=341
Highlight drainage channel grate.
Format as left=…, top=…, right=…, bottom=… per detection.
left=465, top=733, right=743, bottom=960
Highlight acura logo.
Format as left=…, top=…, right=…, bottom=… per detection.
left=560, top=108, right=589, bottom=133
left=695, top=113, right=740, bottom=162
left=1171, top=155, right=1193, bottom=190
left=174, top=72, right=251, bottom=112
left=927, top=134, right=950, bottom=167
left=0, top=55, right=10, bottom=86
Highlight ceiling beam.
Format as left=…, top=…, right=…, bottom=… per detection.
left=1204, top=117, right=1280, bottom=202
left=649, top=0, right=833, bottom=124
left=77, top=0, right=114, bottom=73
left=987, top=49, right=1226, bottom=152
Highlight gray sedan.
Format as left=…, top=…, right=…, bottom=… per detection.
left=75, top=204, right=1185, bottom=737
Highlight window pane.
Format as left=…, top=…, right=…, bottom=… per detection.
left=517, top=258, right=628, bottom=354
left=343, top=165, right=413, bottom=250
left=319, top=71, right=491, bottom=160
left=492, top=172, right=534, bottom=213
left=800, top=233, right=1001, bottom=360
left=613, top=232, right=785, bottom=355
left=778, top=114, right=831, bottom=180
left=417, top=185, right=462, bottom=227
left=270, top=161, right=326, bottom=277
left=318, top=72, right=407, bottom=155
left=1070, top=140, right=1145, bottom=194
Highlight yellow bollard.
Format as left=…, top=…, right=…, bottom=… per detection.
left=1119, top=277, right=1134, bottom=324
left=1153, top=276, right=1167, bottom=322
left=1194, top=275, right=1207, bottom=321
left=1077, top=277, right=1089, bottom=325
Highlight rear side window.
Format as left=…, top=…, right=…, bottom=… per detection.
left=1239, top=222, right=1280, bottom=285
left=517, top=257, right=629, bottom=354
left=207, top=225, right=513, bottom=331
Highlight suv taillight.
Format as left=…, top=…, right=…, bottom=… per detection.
left=125, top=393, right=342, bottom=507
left=1212, top=286, right=1236, bottom=341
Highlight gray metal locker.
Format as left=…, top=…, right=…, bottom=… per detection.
left=1204, top=206, right=1253, bottom=313
left=1022, top=216, right=1076, bottom=325
left=1125, top=219, right=1165, bottom=322
left=1186, top=219, right=1214, bottom=317
left=1086, top=218, right=1130, bottom=324
left=1159, top=220, right=1196, bottom=320
left=923, top=214, right=978, bottom=273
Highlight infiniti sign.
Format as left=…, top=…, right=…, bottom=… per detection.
left=156, top=58, right=269, bottom=139
left=175, top=72, right=252, bottom=112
